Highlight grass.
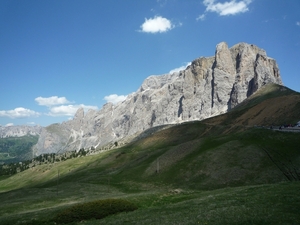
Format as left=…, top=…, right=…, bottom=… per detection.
left=53, top=198, right=138, bottom=224
left=1, top=126, right=298, bottom=193
left=90, top=182, right=300, bottom=225
left=0, top=125, right=299, bottom=224
left=233, top=83, right=295, bottom=111
left=0, top=83, right=299, bottom=224
left=1, top=182, right=298, bottom=225
left=0, top=135, right=38, bottom=163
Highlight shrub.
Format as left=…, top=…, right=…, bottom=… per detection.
left=53, top=198, right=138, bottom=224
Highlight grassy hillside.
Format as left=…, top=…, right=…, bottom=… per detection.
left=0, top=135, right=38, bottom=164
left=0, top=84, right=299, bottom=224
left=1, top=181, right=299, bottom=225
left=206, top=84, right=300, bottom=128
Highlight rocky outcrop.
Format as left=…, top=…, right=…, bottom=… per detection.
left=0, top=125, right=43, bottom=138
left=35, top=42, right=283, bottom=155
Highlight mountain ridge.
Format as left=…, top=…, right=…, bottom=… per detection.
left=1, top=42, right=284, bottom=156
left=33, top=41, right=284, bottom=155
left=0, top=125, right=42, bottom=138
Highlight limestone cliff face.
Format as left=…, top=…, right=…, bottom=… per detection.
left=35, top=42, right=283, bottom=155
left=0, top=125, right=43, bottom=138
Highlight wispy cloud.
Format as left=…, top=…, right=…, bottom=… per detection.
left=35, top=96, right=71, bottom=107
left=203, top=0, right=252, bottom=16
left=104, top=94, right=127, bottom=104
left=5, top=123, right=14, bottom=127
left=0, top=107, right=40, bottom=119
left=140, top=16, right=174, bottom=33
left=297, top=21, right=300, bottom=26
left=47, top=104, right=98, bottom=117
left=169, top=62, right=191, bottom=74
left=196, top=14, right=206, bottom=21
left=157, top=0, right=167, bottom=7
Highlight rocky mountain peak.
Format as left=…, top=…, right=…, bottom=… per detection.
left=74, top=107, right=84, bottom=120
left=215, top=42, right=235, bottom=75
left=34, top=42, right=283, bottom=155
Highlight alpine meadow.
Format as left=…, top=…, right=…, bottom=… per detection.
left=0, top=82, right=300, bottom=224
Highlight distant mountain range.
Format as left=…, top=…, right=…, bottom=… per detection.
left=0, top=125, right=42, bottom=138
left=1, top=42, right=286, bottom=158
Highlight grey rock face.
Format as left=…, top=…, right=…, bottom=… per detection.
left=0, top=125, right=43, bottom=138
left=35, top=42, right=282, bottom=155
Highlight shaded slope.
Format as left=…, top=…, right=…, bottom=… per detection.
left=5, top=124, right=297, bottom=193
left=0, top=83, right=299, bottom=193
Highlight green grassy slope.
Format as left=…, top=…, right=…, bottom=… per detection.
left=86, top=182, right=300, bottom=225
left=0, top=84, right=299, bottom=224
left=0, top=135, right=38, bottom=164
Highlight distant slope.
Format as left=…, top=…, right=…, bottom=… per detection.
left=0, top=135, right=39, bottom=164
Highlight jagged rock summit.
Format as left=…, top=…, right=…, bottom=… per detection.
left=35, top=42, right=282, bottom=155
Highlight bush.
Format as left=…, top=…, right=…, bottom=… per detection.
left=53, top=198, right=138, bottom=224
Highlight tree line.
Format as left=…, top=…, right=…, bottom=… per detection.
left=0, top=148, right=90, bottom=176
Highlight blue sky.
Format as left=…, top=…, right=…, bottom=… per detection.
left=1, top=0, right=299, bottom=127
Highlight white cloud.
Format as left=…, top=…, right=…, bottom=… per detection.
left=5, top=123, right=14, bottom=127
left=203, top=0, right=252, bottom=16
left=35, top=96, right=71, bottom=107
left=47, top=104, right=98, bottom=117
left=0, top=107, right=40, bottom=119
left=197, top=14, right=206, bottom=21
left=104, top=94, right=127, bottom=104
left=35, top=96, right=98, bottom=117
left=140, top=16, right=174, bottom=33
left=169, top=62, right=191, bottom=74
left=297, top=21, right=300, bottom=26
